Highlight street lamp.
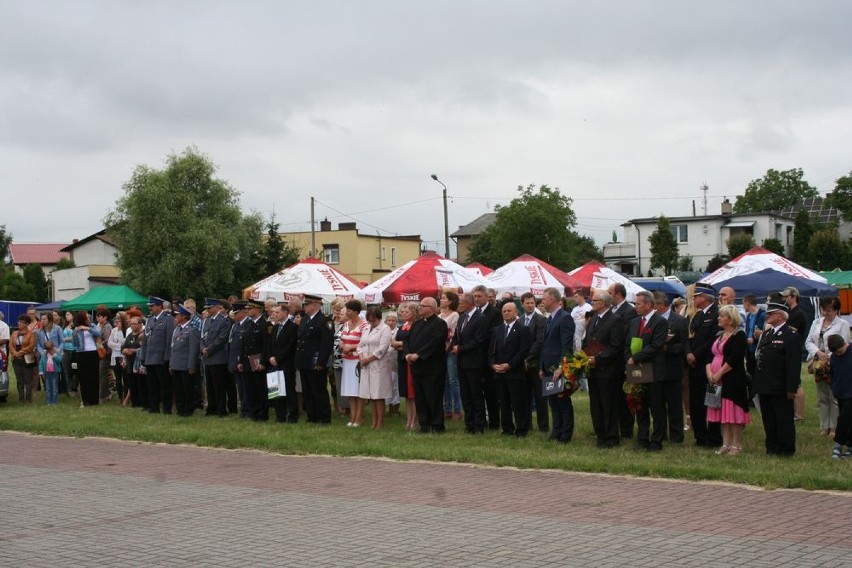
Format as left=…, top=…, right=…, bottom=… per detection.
left=431, top=174, right=450, bottom=258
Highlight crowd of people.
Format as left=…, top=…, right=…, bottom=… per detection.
left=2, top=281, right=852, bottom=459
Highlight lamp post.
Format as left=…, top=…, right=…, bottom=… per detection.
left=431, top=174, right=450, bottom=258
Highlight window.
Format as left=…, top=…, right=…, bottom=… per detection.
left=391, top=247, right=397, bottom=267
left=323, top=244, right=339, bottom=264
left=669, top=224, right=688, bottom=243
left=381, top=246, right=387, bottom=261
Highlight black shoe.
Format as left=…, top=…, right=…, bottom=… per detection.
left=646, top=443, right=663, bottom=452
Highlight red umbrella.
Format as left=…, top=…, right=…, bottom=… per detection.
left=466, top=262, right=493, bottom=277
left=486, top=254, right=582, bottom=298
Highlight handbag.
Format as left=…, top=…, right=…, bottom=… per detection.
left=266, top=369, right=285, bottom=399
left=704, top=383, right=722, bottom=408
left=625, top=362, right=654, bottom=384
left=96, top=337, right=107, bottom=360
left=542, top=375, right=566, bottom=397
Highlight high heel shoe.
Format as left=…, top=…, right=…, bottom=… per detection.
left=715, top=445, right=731, bottom=455
left=728, top=446, right=742, bottom=456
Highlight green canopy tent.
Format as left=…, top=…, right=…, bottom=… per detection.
left=819, top=270, right=852, bottom=289
left=62, top=285, right=149, bottom=313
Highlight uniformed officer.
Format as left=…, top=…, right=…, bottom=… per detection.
left=227, top=301, right=250, bottom=418
left=202, top=298, right=236, bottom=416
left=754, top=301, right=801, bottom=456
left=170, top=304, right=201, bottom=417
left=295, top=294, right=334, bottom=423
left=144, top=296, right=175, bottom=414
left=242, top=300, right=269, bottom=421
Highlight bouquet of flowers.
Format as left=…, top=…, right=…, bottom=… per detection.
left=557, top=350, right=590, bottom=399
left=812, top=359, right=831, bottom=383
left=623, top=382, right=645, bottom=414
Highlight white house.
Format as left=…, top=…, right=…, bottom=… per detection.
left=603, top=200, right=796, bottom=275
left=52, top=229, right=120, bottom=301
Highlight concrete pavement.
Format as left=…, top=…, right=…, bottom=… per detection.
left=1, top=431, right=850, bottom=567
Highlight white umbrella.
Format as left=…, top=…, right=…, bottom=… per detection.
left=244, top=257, right=364, bottom=302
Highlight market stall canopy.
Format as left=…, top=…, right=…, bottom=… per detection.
left=357, top=251, right=487, bottom=304
left=701, top=246, right=827, bottom=286
left=243, top=257, right=364, bottom=302
left=62, top=285, right=148, bottom=312
left=465, top=262, right=493, bottom=277
left=706, top=268, right=838, bottom=298
left=568, top=260, right=646, bottom=301
left=819, top=270, right=852, bottom=290
left=486, top=254, right=583, bottom=299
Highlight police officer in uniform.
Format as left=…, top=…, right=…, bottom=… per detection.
left=295, top=294, right=334, bottom=423
left=170, top=304, right=201, bottom=417
left=227, top=301, right=250, bottom=418
left=242, top=300, right=269, bottom=421
left=144, top=296, right=175, bottom=414
left=202, top=298, right=236, bottom=416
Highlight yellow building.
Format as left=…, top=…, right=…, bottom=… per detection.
left=282, top=220, right=422, bottom=283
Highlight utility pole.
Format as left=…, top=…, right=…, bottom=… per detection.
left=310, top=197, right=316, bottom=258
left=430, top=174, right=450, bottom=258
left=700, top=183, right=709, bottom=216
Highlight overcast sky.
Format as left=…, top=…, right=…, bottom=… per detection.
left=3, top=1, right=851, bottom=257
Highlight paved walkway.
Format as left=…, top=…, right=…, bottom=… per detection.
left=0, top=431, right=850, bottom=567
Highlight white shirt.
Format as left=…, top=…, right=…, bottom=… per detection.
left=571, top=303, right=592, bottom=321
left=0, top=319, right=9, bottom=343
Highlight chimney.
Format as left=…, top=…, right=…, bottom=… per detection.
left=721, top=198, right=732, bottom=215
left=320, top=218, right=331, bottom=232
left=338, top=222, right=357, bottom=231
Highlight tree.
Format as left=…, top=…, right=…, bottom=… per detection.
left=0, top=224, right=11, bottom=264
left=733, top=168, right=819, bottom=213
left=826, top=171, right=852, bottom=222
left=706, top=254, right=729, bottom=273
left=808, top=229, right=846, bottom=271
left=648, top=216, right=680, bottom=275
left=261, top=213, right=301, bottom=275
left=467, top=184, right=581, bottom=268
left=761, top=238, right=785, bottom=257
left=726, top=233, right=756, bottom=259
left=22, top=264, right=49, bottom=303
left=105, top=147, right=264, bottom=299
left=564, top=232, right=603, bottom=267
left=55, top=257, right=76, bottom=270
left=677, top=254, right=694, bottom=272
left=0, top=269, right=35, bottom=301
left=792, top=209, right=814, bottom=265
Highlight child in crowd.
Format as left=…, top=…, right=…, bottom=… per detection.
left=39, top=340, right=63, bottom=405
left=827, top=334, right=852, bottom=459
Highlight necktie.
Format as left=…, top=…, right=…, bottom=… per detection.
left=639, top=317, right=646, bottom=335
left=524, top=314, right=531, bottom=326
left=505, top=324, right=511, bottom=338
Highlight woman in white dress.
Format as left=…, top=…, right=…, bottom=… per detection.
left=340, top=300, right=369, bottom=427
left=359, top=306, right=394, bottom=430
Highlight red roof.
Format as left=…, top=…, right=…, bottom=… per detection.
left=9, top=243, right=70, bottom=265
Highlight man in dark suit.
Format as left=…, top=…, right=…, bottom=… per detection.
left=405, top=297, right=448, bottom=433
left=452, top=292, right=488, bottom=434
left=585, top=291, right=625, bottom=448
left=626, top=291, right=669, bottom=451
left=265, top=304, right=299, bottom=423
left=539, top=287, right=575, bottom=444
left=608, top=283, right=637, bottom=439
left=227, top=301, right=250, bottom=418
left=754, top=301, right=801, bottom=456
left=143, top=296, right=175, bottom=414
left=653, top=291, right=688, bottom=443
left=295, top=294, right=334, bottom=424
left=473, top=285, right=503, bottom=429
left=686, top=284, right=723, bottom=447
left=241, top=301, right=268, bottom=421
left=169, top=304, right=201, bottom=417
left=490, top=302, right=533, bottom=437
left=201, top=298, right=236, bottom=417
left=521, top=292, right=548, bottom=432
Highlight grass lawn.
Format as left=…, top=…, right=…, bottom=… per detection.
left=1, top=366, right=850, bottom=491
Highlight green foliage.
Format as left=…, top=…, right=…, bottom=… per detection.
left=565, top=232, right=603, bottom=266
left=733, top=168, right=819, bottom=213
left=825, top=171, right=852, bottom=222
left=676, top=254, right=694, bottom=272
left=0, top=224, right=11, bottom=264
left=792, top=209, right=814, bottom=264
left=761, top=238, right=785, bottom=257
left=706, top=254, right=729, bottom=273
left=261, top=214, right=301, bottom=275
left=22, top=264, right=49, bottom=303
left=726, top=233, right=756, bottom=259
left=55, top=258, right=76, bottom=270
left=0, top=268, right=36, bottom=300
left=648, top=216, right=679, bottom=275
left=105, top=147, right=264, bottom=299
left=808, top=229, right=845, bottom=271
left=467, top=184, right=583, bottom=268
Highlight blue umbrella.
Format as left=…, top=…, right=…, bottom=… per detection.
left=709, top=268, right=838, bottom=298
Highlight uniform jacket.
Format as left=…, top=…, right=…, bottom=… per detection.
left=201, top=313, right=231, bottom=366
left=295, top=311, right=334, bottom=370
left=242, top=315, right=267, bottom=370
left=489, top=320, right=532, bottom=381
left=661, top=311, right=688, bottom=382
left=227, top=317, right=247, bottom=373
left=686, top=303, right=719, bottom=365
left=144, top=312, right=175, bottom=366
left=754, top=323, right=801, bottom=395
left=169, top=323, right=201, bottom=372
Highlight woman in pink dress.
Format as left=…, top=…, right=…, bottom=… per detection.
left=705, top=305, right=751, bottom=456
left=340, top=300, right=369, bottom=427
